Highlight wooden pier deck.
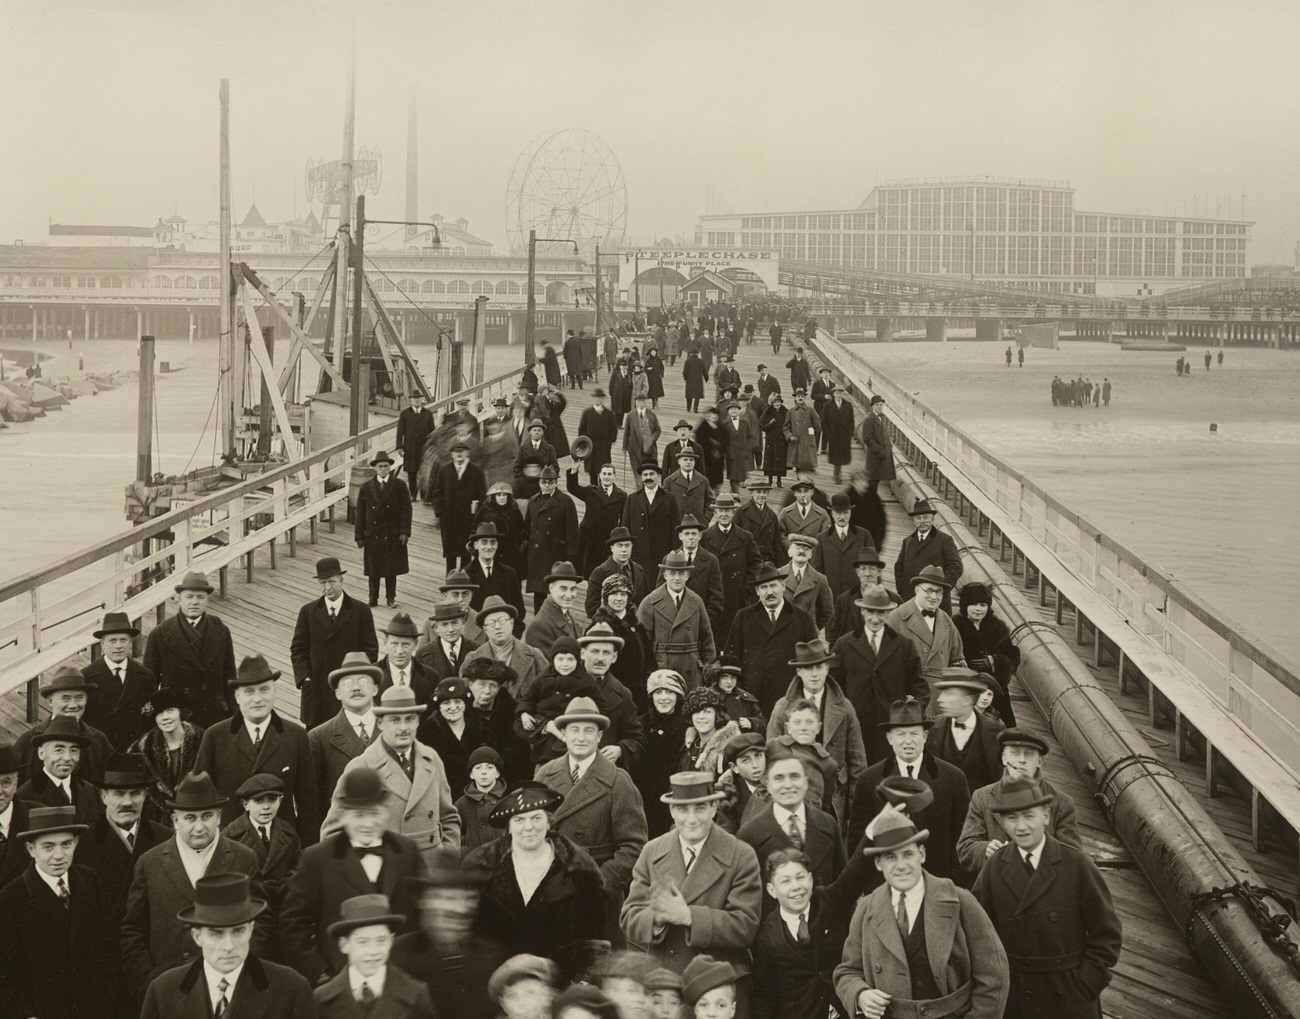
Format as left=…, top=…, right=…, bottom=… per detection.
left=5, top=333, right=1280, bottom=1016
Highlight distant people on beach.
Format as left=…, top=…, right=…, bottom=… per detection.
left=1051, top=375, right=1111, bottom=407
left=1205, top=351, right=1213, bottom=371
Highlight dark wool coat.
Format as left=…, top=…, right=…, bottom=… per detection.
left=973, top=836, right=1122, bottom=1019
left=355, top=475, right=412, bottom=578
left=0, top=799, right=35, bottom=888
left=468, top=558, right=527, bottom=633
left=0, top=865, right=116, bottom=1019
left=290, top=592, right=379, bottom=728
left=953, top=610, right=1021, bottom=727
left=73, top=816, right=171, bottom=929
left=757, top=373, right=782, bottom=402
left=17, top=768, right=103, bottom=825
left=664, top=468, right=713, bottom=522
left=635, top=707, right=690, bottom=837
left=417, top=711, right=492, bottom=795
left=472, top=496, right=527, bottom=577
left=760, top=403, right=791, bottom=477
left=725, top=414, right=759, bottom=481
left=141, top=955, right=314, bottom=1019
left=609, top=367, right=632, bottom=419
left=396, top=405, right=435, bottom=472
left=662, top=437, right=705, bottom=477
left=81, top=655, right=157, bottom=750
left=308, top=708, right=379, bottom=808
left=591, top=606, right=653, bottom=715
left=695, top=418, right=728, bottom=487
left=958, top=773, right=1082, bottom=876
left=621, top=486, right=683, bottom=574
left=564, top=334, right=584, bottom=376
left=314, top=963, right=436, bottom=1019
left=860, top=410, right=897, bottom=482
left=223, top=813, right=302, bottom=907
left=830, top=625, right=929, bottom=762
left=129, top=721, right=203, bottom=820
left=893, top=527, right=963, bottom=609
left=280, top=830, right=426, bottom=982
left=645, top=353, right=666, bottom=399
left=927, top=712, right=1007, bottom=795
left=578, top=404, right=620, bottom=477
left=812, top=523, right=873, bottom=600
left=431, top=460, right=487, bottom=560
left=702, top=523, right=761, bottom=639
left=819, top=397, right=856, bottom=467
left=465, top=832, right=609, bottom=983
left=787, top=355, right=813, bottom=392
left=456, top=779, right=507, bottom=853
left=194, top=710, right=320, bottom=843
left=542, top=343, right=562, bottom=385
left=723, top=599, right=819, bottom=718
left=827, top=584, right=895, bottom=646
left=524, top=490, right=580, bottom=592
left=737, top=802, right=846, bottom=893
left=848, top=485, right=888, bottom=553
left=540, top=392, right=571, bottom=459
left=736, top=499, right=782, bottom=563
left=392, top=930, right=507, bottom=1019
left=143, top=611, right=237, bottom=727
left=682, top=354, right=708, bottom=401
left=585, top=557, right=649, bottom=620
left=566, top=473, right=629, bottom=574
left=513, top=438, right=559, bottom=500
left=14, top=716, right=113, bottom=785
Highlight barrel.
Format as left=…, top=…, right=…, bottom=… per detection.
left=347, top=465, right=376, bottom=522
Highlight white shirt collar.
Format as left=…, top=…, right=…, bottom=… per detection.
left=780, top=905, right=810, bottom=941
left=349, top=966, right=387, bottom=1000
left=0, top=801, right=12, bottom=836
left=568, top=753, right=597, bottom=783
left=772, top=802, right=807, bottom=830
left=43, top=770, right=71, bottom=797
left=893, top=876, right=926, bottom=934
left=205, top=962, right=245, bottom=1012
left=324, top=594, right=344, bottom=611
left=343, top=707, right=377, bottom=729
left=895, top=754, right=924, bottom=777
left=33, top=866, right=69, bottom=899
left=1021, top=836, right=1047, bottom=867
left=112, top=820, right=139, bottom=848
left=244, top=716, right=271, bottom=743
left=678, top=832, right=708, bottom=862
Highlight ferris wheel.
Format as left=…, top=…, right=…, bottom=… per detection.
left=506, top=129, right=628, bottom=256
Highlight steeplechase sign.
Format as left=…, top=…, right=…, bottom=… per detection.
left=630, top=249, right=779, bottom=291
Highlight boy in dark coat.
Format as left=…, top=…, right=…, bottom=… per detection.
left=313, top=894, right=437, bottom=1019
left=455, top=746, right=508, bottom=853
left=223, top=773, right=302, bottom=912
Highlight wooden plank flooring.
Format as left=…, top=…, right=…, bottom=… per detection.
left=1, top=334, right=1250, bottom=1016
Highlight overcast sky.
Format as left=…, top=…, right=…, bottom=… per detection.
left=4, top=0, right=1298, bottom=261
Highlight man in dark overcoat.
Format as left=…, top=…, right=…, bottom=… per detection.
left=355, top=449, right=413, bottom=608
left=431, top=438, right=487, bottom=572
left=81, top=610, right=156, bottom=751
left=609, top=359, right=633, bottom=420
left=669, top=515, right=726, bottom=636
left=621, top=461, right=682, bottom=576
left=810, top=365, right=835, bottom=423
left=585, top=526, right=650, bottom=619
left=465, top=520, right=526, bottom=623
left=860, top=395, right=896, bottom=497
left=381, top=611, right=438, bottom=704
left=724, top=401, right=759, bottom=493
left=17, top=716, right=103, bottom=825
left=786, top=349, right=812, bottom=393
left=926, top=669, right=1006, bottom=795
left=13, top=666, right=114, bottom=783
left=396, top=392, right=435, bottom=496
left=830, top=586, right=929, bottom=762
left=664, top=447, right=714, bottom=521
left=893, top=499, right=962, bottom=612
left=577, top=387, right=619, bottom=479
left=290, top=555, right=380, bottom=729
left=0, top=806, right=116, bottom=1019
left=0, top=746, right=36, bottom=888
left=736, top=477, right=781, bottom=564
left=811, top=494, right=872, bottom=601
left=661, top=419, right=704, bottom=477
left=972, top=780, right=1121, bottom=1019
left=724, top=564, right=818, bottom=718
left=563, top=329, right=584, bottom=388
left=819, top=385, right=855, bottom=483
left=142, top=570, right=237, bottom=729
left=308, top=652, right=382, bottom=808
left=524, top=466, right=580, bottom=610
left=194, top=654, right=319, bottom=843
left=701, top=492, right=760, bottom=640
left=567, top=460, right=628, bottom=575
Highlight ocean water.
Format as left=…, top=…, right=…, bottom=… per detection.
left=852, top=339, right=1300, bottom=666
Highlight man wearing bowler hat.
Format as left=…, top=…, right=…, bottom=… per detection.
left=665, top=514, right=725, bottom=635
left=859, top=394, right=895, bottom=498
left=834, top=808, right=1008, bottom=1019
left=122, top=772, right=272, bottom=996
left=848, top=700, right=972, bottom=887
left=577, top=387, right=619, bottom=480
left=812, top=493, right=872, bottom=601
left=514, top=418, right=559, bottom=500
left=396, top=390, right=435, bottom=497
left=466, top=521, right=527, bottom=629
left=309, top=652, right=384, bottom=807
left=140, top=872, right=314, bottom=1019
left=14, top=665, right=114, bottom=783
left=819, top=384, right=855, bottom=484
left=283, top=767, right=427, bottom=985
left=621, top=460, right=683, bottom=576
left=143, top=569, right=237, bottom=728
left=320, top=686, right=461, bottom=865
left=290, top=554, right=379, bottom=729
left=893, top=498, right=962, bottom=611
left=723, top=562, right=818, bottom=719
left=638, top=550, right=716, bottom=691
left=586, top=526, right=650, bottom=620
left=623, top=391, right=662, bottom=469
left=0, top=805, right=117, bottom=1019
left=313, top=894, right=437, bottom=1018
left=415, top=601, right=477, bottom=683
left=973, top=779, right=1121, bottom=1019
left=886, top=565, right=967, bottom=711
left=379, top=611, right=437, bottom=704
left=621, top=772, right=762, bottom=1017
left=432, top=437, right=487, bottom=572
left=661, top=419, right=704, bottom=478
left=355, top=450, right=413, bottom=609
left=195, top=653, right=319, bottom=843
left=17, top=715, right=103, bottom=824
left=524, top=466, right=580, bottom=612
left=82, top=610, right=157, bottom=751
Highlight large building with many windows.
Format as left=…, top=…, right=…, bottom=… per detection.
left=697, top=177, right=1250, bottom=296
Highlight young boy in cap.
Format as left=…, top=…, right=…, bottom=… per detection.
left=973, top=780, right=1120, bottom=1019
left=489, top=953, right=560, bottom=1019
left=456, top=745, right=507, bottom=853
left=716, top=733, right=769, bottom=835
left=647, top=967, right=685, bottom=1019
left=224, top=772, right=302, bottom=910
left=683, top=954, right=739, bottom=1019
left=520, top=638, right=598, bottom=765
left=314, top=893, right=437, bottom=1018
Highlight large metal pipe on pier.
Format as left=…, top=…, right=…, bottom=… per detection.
left=889, top=463, right=1300, bottom=1018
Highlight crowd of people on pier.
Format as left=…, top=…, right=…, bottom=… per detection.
left=0, top=297, right=1121, bottom=1019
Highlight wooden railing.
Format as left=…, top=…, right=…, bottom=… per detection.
left=0, top=365, right=526, bottom=705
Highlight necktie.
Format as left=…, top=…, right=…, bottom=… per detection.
left=786, top=812, right=804, bottom=848
left=797, top=912, right=810, bottom=945
left=571, top=763, right=580, bottom=786
left=0, top=824, right=6, bottom=848
left=486, top=566, right=492, bottom=581
left=114, top=665, right=124, bottom=685
left=56, top=782, right=71, bottom=805
left=396, top=670, right=407, bottom=688
left=252, top=725, right=262, bottom=747
left=360, top=982, right=375, bottom=1006
left=260, top=825, right=270, bottom=847
left=57, top=876, right=70, bottom=909
left=769, top=609, right=778, bottom=624
left=684, top=846, right=697, bottom=873
left=896, top=894, right=909, bottom=937
left=794, top=570, right=803, bottom=585
left=906, top=764, right=915, bottom=779
left=355, top=845, right=385, bottom=858
left=870, top=633, right=880, bottom=654
left=399, top=751, right=412, bottom=776
left=1024, top=851, right=1036, bottom=875
left=216, top=977, right=229, bottom=1017
left=953, top=720, right=968, bottom=730
left=688, top=552, right=694, bottom=565
left=357, top=721, right=369, bottom=741
left=563, top=613, right=575, bottom=636
left=921, top=609, right=937, bottom=619
left=125, top=828, right=136, bottom=850
left=329, top=605, right=337, bottom=620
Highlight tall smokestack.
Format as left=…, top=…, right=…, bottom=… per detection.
left=405, top=86, right=418, bottom=240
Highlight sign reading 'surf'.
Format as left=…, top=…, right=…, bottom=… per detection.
left=631, top=249, right=779, bottom=291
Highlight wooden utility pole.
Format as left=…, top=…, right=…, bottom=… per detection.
left=257, top=326, right=275, bottom=456
left=525, top=229, right=537, bottom=367
left=136, top=335, right=155, bottom=481
left=327, top=58, right=357, bottom=392
left=594, top=243, right=602, bottom=335
left=349, top=194, right=367, bottom=436
left=218, top=80, right=235, bottom=458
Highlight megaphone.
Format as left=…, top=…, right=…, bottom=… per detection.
left=571, top=436, right=593, bottom=461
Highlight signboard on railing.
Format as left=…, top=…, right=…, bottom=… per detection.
left=627, top=249, right=779, bottom=291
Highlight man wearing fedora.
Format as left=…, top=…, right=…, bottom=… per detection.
left=429, top=568, right=489, bottom=648
left=378, top=612, right=436, bottom=705
left=664, top=446, right=713, bottom=522
left=432, top=438, right=488, bottom=573
left=621, top=772, right=761, bottom=1016
left=195, top=653, right=320, bottom=843
left=534, top=695, right=648, bottom=901
left=825, top=549, right=898, bottom=647
left=81, top=610, right=157, bottom=751
left=638, top=550, right=716, bottom=691
left=291, top=555, right=380, bottom=729
left=356, top=450, right=414, bottom=609
left=661, top=419, right=704, bottom=478
left=143, top=570, right=237, bottom=729
left=886, top=565, right=967, bottom=712
left=14, top=665, right=114, bottom=783
left=568, top=461, right=627, bottom=575
left=957, top=728, right=1081, bottom=877
left=664, top=515, right=725, bottom=636
left=723, top=563, right=818, bottom=719
left=140, top=872, right=313, bottom=1019
left=893, top=499, right=962, bottom=613
left=736, top=476, right=781, bottom=565
left=779, top=533, right=834, bottom=634
left=819, top=384, right=855, bottom=484
left=848, top=700, right=971, bottom=887
left=467, top=521, right=528, bottom=630
left=0, top=805, right=117, bottom=1019
left=834, top=808, right=1008, bottom=1019
left=309, top=652, right=384, bottom=807
left=830, top=585, right=928, bottom=761
left=525, top=559, right=589, bottom=648
left=513, top=419, right=558, bottom=500
left=17, top=716, right=103, bottom=824
left=701, top=492, right=760, bottom=639
left=320, top=686, right=461, bottom=865
left=972, top=779, right=1121, bottom=1019
left=577, top=387, right=619, bottom=480
left=812, top=494, right=873, bottom=601
left=585, top=526, right=650, bottom=620
left=396, top=391, right=435, bottom=497
left=623, top=391, right=662, bottom=469
left=415, top=602, right=477, bottom=684
left=622, top=461, right=683, bottom=577
left=859, top=394, right=895, bottom=498
left=0, top=745, right=37, bottom=888
left=725, top=399, right=759, bottom=494
left=284, top=767, right=427, bottom=985
left=777, top=479, right=830, bottom=564
left=926, top=668, right=1006, bottom=795
left=122, top=772, right=272, bottom=996
left=524, top=467, right=580, bottom=612
left=313, top=893, right=437, bottom=1018
left=466, top=600, right=548, bottom=696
